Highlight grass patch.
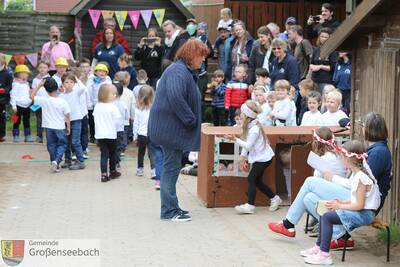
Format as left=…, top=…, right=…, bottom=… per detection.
left=377, top=223, right=400, bottom=242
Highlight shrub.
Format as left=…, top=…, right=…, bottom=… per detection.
left=5, top=0, right=33, bottom=11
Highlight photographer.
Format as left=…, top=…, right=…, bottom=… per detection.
left=306, top=3, right=340, bottom=40
left=134, top=28, right=164, bottom=89
left=41, top=25, right=75, bottom=76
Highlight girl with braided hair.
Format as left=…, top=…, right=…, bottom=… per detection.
left=302, top=140, right=380, bottom=265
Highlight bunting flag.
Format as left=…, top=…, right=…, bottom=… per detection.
left=115, top=11, right=128, bottom=31
left=26, top=53, right=38, bottom=68
left=89, top=9, right=101, bottom=28
left=153, top=9, right=165, bottom=27
left=101, top=10, right=114, bottom=20
left=4, top=54, right=12, bottom=65
left=128, top=10, right=140, bottom=29
left=13, top=54, right=26, bottom=65
left=140, top=10, right=153, bottom=28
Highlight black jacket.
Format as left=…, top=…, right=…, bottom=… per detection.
left=135, top=45, right=165, bottom=79
left=306, top=19, right=341, bottom=39
left=162, top=30, right=190, bottom=70
left=248, top=40, right=275, bottom=84
left=0, top=68, right=13, bottom=105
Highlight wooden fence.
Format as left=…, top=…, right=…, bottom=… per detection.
left=0, top=12, right=74, bottom=66
left=225, top=0, right=347, bottom=37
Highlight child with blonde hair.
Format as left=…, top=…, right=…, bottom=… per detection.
left=114, top=71, right=135, bottom=151
left=133, top=69, right=148, bottom=97
left=93, top=84, right=122, bottom=182
left=320, top=84, right=336, bottom=113
left=217, top=8, right=233, bottom=31
left=225, top=100, right=282, bottom=214
left=134, top=85, right=156, bottom=180
left=269, top=79, right=296, bottom=126
left=10, top=65, right=33, bottom=142
left=321, top=90, right=348, bottom=126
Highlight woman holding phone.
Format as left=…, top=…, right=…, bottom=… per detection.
left=134, top=28, right=165, bottom=89
left=41, top=25, right=75, bottom=75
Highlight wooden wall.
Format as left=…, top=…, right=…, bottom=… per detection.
left=224, top=0, right=346, bottom=37
left=0, top=12, right=74, bottom=65
left=191, top=2, right=224, bottom=43
left=79, top=0, right=189, bottom=60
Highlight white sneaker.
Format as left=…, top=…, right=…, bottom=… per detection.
left=151, top=168, right=156, bottom=178
left=300, top=245, right=320, bottom=257
left=269, top=195, right=282, bottom=211
left=51, top=161, right=60, bottom=173
left=304, top=251, right=333, bottom=265
left=235, top=203, right=255, bottom=214
left=136, top=168, right=144, bottom=177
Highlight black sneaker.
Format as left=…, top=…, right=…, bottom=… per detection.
left=61, top=161, right=72, bottom=169
left=179, top=208, right=189, bottom=215
left=171, top=212, right=192, bottom=222
left=101, top=175, right=110, bottom=183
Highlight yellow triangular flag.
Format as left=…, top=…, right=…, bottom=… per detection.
left=153, top=9, right=165, bottom=27
left=101, top=10, right=114, bottom=20
left=115, top=11, right=128, bottom=30
left=4, top=54, right=12, bottom=65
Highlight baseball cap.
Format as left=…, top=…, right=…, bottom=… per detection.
left=286, top=17, right=297, bottom=25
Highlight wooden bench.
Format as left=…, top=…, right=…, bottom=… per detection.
left=305, top=214, right=391, bottom=262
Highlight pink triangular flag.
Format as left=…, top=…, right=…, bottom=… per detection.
left=101, top=10, right=114, bottom=20
left=140, top=10, right=153, bottom=28
left=128, top=10, right=140, bottom=29
left=88, top=9, right=101, bottom=28
left=26, top=53, right=38, bottom=68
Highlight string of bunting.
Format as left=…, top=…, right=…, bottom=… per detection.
left=88, top=8, right=166, bottom=30
left=0, top=53, right=39, bottom=67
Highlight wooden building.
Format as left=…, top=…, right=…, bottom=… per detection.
left=321, top=0, right=400, bottom=223
left=70, top=0, right=194, bottom=60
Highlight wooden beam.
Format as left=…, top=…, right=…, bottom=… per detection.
left=320, top=0, right=384, bottom=58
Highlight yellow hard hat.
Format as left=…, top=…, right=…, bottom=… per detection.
left=15, top=64, right=30, bottom=74
left=95, top=63, right=109, bottom=74
left=55, top=57, right=69, bottom=67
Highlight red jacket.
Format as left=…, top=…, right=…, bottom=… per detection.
left=224, top=80, right=249, bottom=108
left=91, top=31, right=131, bottom=55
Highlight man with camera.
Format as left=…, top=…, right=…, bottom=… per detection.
left=306, top=3, right=341, bottom=39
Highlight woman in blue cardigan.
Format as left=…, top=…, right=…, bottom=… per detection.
left=148, top=39, right=209, bottom=222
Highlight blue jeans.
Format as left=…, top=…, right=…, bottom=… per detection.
left=286, top=176, right=350, bottom=238
left=160, top=147, right=183, bottom=219
left=46, top=128, right=67, bottom=164
left=149, top=142, right=163, bottom=181
left=65, top=120, right=84, bottom=162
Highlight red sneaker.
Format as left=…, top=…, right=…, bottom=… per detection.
left=330, top=238, right=354, bottom=250
left=109, top=170, right=121, bottom=179
left=268, top=222, right=296, bottom=238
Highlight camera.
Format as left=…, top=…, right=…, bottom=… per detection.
left=143, top=37, right=157, bottom=45
left=52, top=35, right=58, bottom=41
left=312, top=16, right=321, bottom=22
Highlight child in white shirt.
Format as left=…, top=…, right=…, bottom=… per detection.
left=113, top=82, right=130, bottom=166
left=114, top=71, right=135, bottom=151
left=301, top=91, right=323, bottom=126
left=133, top=85, right=155, bottom=178
left=31, top=61, right=51, bottom=143
left=10, top=64, right=32, bottom=142
left=59, top=72, right=87, bottom=170
left=30, top=77, right=70, bottom=173
left=217, top=8, right=233, bottom=32
left=225, top=100, right=282, bottom=214
left=321, top=90, right=348, bottom=126
left=259, top=91, right=276, bottom=126
left=93, top=84, right=122, bottom=182
left=270, top=79, right=296, bottom=126
left=87, top=62, right=112, bottom=143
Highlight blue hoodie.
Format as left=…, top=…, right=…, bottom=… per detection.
left=333, top=60, right=352, bottom=90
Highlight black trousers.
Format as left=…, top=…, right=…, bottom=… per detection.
left=137, top=135, right=154, bottom=169
left=98, top=139, right=118, bottom=174
left=88, top=110, right=95, bottom=141
left=35, top=109, right=43, bottom=138
left=212, top=107, right=227, bottom=126
left=247, top=161, right=275, bottom=205
left=13, top=106, right=30, bottom=130
left=0, top=104, right=6, bottom=138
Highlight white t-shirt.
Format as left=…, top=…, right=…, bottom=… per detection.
left=120, top=87, right=135, bottom=119
left=87, top=75, right=112, bottom=109
left=133, top=107, right=151, bottom=138
left=93, top=102, right=121, bottom=139
left=59, top=83, right=85, bottom=121
left=313, top=151, right=346, bottom=178
left=272, top=98, right=296, bottom=126
left=349, top=171, right=380, bottom=210
left=52, top=73, right=63, bottom=88
left=10, top=81, right=32, bottom=109
left=262, top=48, right=272, bottom=73
left=321, top=110, right=348, bottom=126
left=32, top=75, right=51, bottom=98
left=258, top=103, right=273, bottom=126
left=113, top=100, right=130, bottom=132
left=34, top=96, right=70, bottom=130
left=301, top=110, right=323, bottom=126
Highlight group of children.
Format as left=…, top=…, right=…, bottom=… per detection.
left=5, top=52, right=158, bottom=188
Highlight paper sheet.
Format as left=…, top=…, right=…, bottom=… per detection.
left=306, top=151, right=333, bottom=173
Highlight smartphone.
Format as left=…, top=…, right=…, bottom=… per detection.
left=52, top=35, right=58, bottom=41
left=146, top=37, right=157, bottom=44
